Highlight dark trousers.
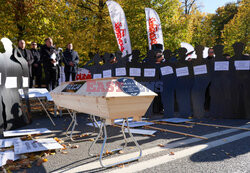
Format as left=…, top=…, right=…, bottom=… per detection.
left=45, top=68, right=58, bottom=91
left=29, top=75, right=42, bottom=88
left=65, top=72, right=76, bottom=82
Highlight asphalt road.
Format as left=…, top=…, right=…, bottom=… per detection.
left=4, top=112, right=250, bottom=173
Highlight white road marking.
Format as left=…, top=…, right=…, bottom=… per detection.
left=108, top=131, right=250, bottom=173
left=53, top=124, right=250, bottom=173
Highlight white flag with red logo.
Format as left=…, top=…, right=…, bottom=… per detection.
left=106, top=1, right=132, bottom=57
left=145, top=8, right=164, bottom=50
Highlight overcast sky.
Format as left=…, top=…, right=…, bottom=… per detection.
left=199, top=0, right=238, bottom=13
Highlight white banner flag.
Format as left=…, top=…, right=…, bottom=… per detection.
left=106, top=1, right=132, bottom=57
left=145, top=8, right=164, bottom=50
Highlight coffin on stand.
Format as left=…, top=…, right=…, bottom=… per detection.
left=50, top=77, right=157, bottom=168
left=50, top=77, right=157, bottom=124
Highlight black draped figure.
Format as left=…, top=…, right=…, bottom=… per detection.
left=160, top=49, right=177, bottom=118
left=102, top=53, right=113, bottom=78
left=231, top=42, right=250, bottom=119
left=114, top=50, right=130, bottom=77
left=142, top=49, right=162, bottom=116
left=127, top=50, right=144, bottom=81
left=209, top=45, right=236, bottom=118
left=84, top=54, right=103, bottom=79
left=191, top=45, right=211, bottom=118
left=1, top=38, right=30, bottom=130
left=175, top=48, right=194, bottom=118
left=0, top=39, right=6, bottom=134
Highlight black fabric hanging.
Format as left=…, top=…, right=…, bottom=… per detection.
left=1, top=40, right=30, bottom=130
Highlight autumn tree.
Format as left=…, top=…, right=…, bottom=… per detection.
left=222, top=0, right=249, bottom=54
left=211, top=2, right=238, bottom=44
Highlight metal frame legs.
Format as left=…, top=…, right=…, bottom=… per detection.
left=65, top=110, right=77, bottom=141
left=88, top=118, right=142, bottom=168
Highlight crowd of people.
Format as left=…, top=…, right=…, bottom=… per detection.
left=17, top=37, right=79, bottom=90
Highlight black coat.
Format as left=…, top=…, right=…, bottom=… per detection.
left=40, top=45, right=59, bottom=70
left=30, top=48, right=42, bottom=75
left=63, top=49, right=79, bottom=73
left=18, top=48, right=34, bottom=77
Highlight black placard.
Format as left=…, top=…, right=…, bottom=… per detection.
left=117, top=78, right=140, bottom=96
left=62, top=81, right=86, bottom=93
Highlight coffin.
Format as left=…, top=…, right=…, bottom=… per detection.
left=50, top=77, right=157, bottom=124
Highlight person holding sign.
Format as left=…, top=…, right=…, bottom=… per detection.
left=40, top=37, right=60, bottom=90
left=63, top=43, right=79, bottom=82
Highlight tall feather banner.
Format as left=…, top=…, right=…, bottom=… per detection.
left=145, top=8, right=164, bottom=50
left=106, top=1, right=132, bottom=57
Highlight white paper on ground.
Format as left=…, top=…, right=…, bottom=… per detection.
left=0, top=138, right=22, bottom=148
left=123, top=128, right=157, bottom=135
left=3, top=128, right=52, bottom=137
left=93, top=74, right=102, bottom=79
left=5, top=77, right=17, bottom=88
left=193, top=65, right=207, bottom=75
left=18, top=88, right=53, bottom=101
left=116, top=121, right=154, bottom=127
left=22, top=76, right=29, bottom=87
left=156, top=118, right=192, bottom=123
left=115, top=67, right=126, bottom=76
left=103, top=69, right=112, bottom=78
left=234, top=60, right=250, bottom=70
left=86, top=118, right=135, bottom=127
left=14, top=138, right=63, bottom=155
left=86, top=121, right=101, bottom=128
left=176, top=67, right=189, bottom=77
left=0, top=151, right=20, bottom=167
left=144, top=68, right=156, bottom=77
left=129, top=68, right=141, bottom=77
left=214, top=61, right=229, bottom=71
left=160, top=66, right=174, bottom=76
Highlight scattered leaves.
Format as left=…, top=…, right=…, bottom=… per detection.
left=158, top=144, right=165, bottom=147
left=105, top=150, right=113, bottom=155
left=71, top=145, right=79, bottom=149
left=169, top=152, right=175, bottom=155
left=118, top=150, right=124, bottom=154
left=117, top=164, right=125, bottom=168
left=61, top=151, right=68, bottom=154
